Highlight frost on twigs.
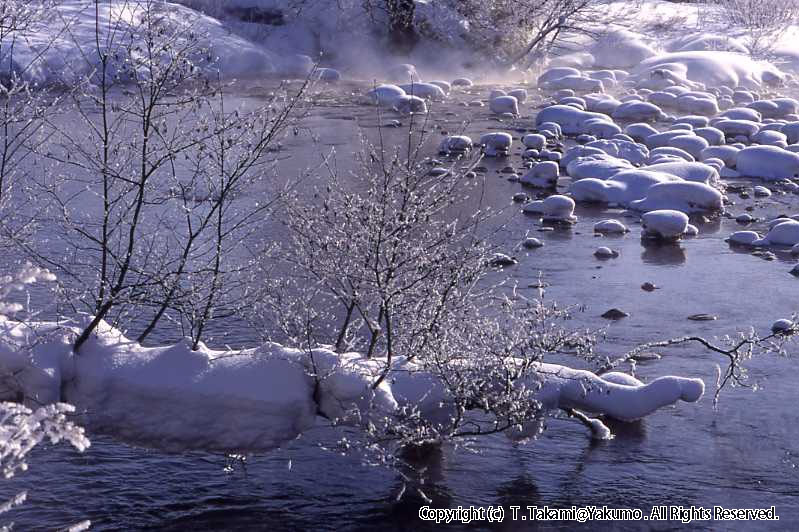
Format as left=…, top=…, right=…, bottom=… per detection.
left=0, top=263, right=56, bottom=317
left=0, top=402, right=89, bottom=527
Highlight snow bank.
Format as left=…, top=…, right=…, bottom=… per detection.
left=0, top=317, right=708, bottom=451
left=5, top=1, right=288, bottom=85
left=633, top=51, right=785, bottom=90
left=736, top=146, right=799, bottom=181
left=529, top=363, right=703, bottom=422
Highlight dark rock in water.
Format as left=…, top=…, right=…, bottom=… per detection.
left=790, top=265, right=799, bottom=277
left=602, top=308, right=629, bottom=320
left=641, top=282, right=658, bottom=292
left=512, top=192, right=529, bottom=203
left=772, top=319, right=795, bottom=335
left=631, top=352, right=662, bottom=362
left=687, top=314, right=718, bottom=321
left=501, top=166, right=515, bottom=173
left=529, top=281, right=549, bottom=289
left=488, top=253, right=518, bottom=267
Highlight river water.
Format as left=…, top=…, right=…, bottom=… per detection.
left=1, top=81, right=798, bottom=530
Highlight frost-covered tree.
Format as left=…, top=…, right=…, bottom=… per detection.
left=714, top=0, right=798, bottom=57
left=20, top=1, right=306, bottom=351
left=0, top=1, right=61, bottom=247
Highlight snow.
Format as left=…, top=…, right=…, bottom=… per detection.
left=0, top=314, right=711, bottom=452
left=630, top=181, right=724, bottom=213
left=641, top=209, right=690, bottom=239
left=594, top=219, right=629, bottom=234
left=727, top=231, right=761, bottom=246
left=520, top=162, right=560, bottom=188
left=489, top=95, right=519, bottom=116
left=701, top=146, right=739, bottom=167
left=438, top=135, right=473, bottom=155
left=644, top=161, right=720, bottom=185
left=528, top=362, right=704, bottom=422
left=633, top=51, right=786, bottom=90
left=522, top=134, right=547, bottom=150
left=399, top=82, right=447, bottom=101
left=666, top=135, right=709, bottom=159
left=393, top=95, right=428, bottom=115
left=585, top=139, right=649, bottom=165
left=590, top=30, right=657, bottom=70
left=736, top=146, right=799, bottom=181
left=566, top=154, right=634, bottom=180
left=536, top=105, right=611, bottom=136
left=6, top=1, right=289, bottom=85
left=753, top=220, right=799, bottom=246
left=480, top=132, right=513, bottom=157
left=367, top=84, right=406, bottom=107
left=612, top=101, right=663, bottom=122
left=522, top=195, right=577, bottom=223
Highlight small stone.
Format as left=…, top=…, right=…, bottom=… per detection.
left=537, top=227, right=555, bottom=232
left=641, top=282, right=658, bottom=291
left=687, top=314, right=717, bottom=321
left=602, top=308, right=629, bottom=320
left=528, top=281, right=549, bottom=289
left=594, top=247, right=619, bottom=259
left=488, top=253, right=518, bottom=267
left=522, top=237, right=544, bottom=249
left=513, top=192, right=529, bottom=203
left=736, top=213, right=755, bottom=224
left=790, top=264, right=799, bottom=277
left=754, top=186, right=772, bottom=198
left=631, top=352, right=662, bottom=362
left=501, top=166, right=515, bottom=173
left=772, top=319, right=795, bottom=335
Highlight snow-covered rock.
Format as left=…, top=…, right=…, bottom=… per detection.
left=753, top=220, right=799, bottom=246
left=480, top=132, right=513, bottom=157
left=736, top=146, right=799, bottom=180
left=438, top=135, right=473, bottom=155
left=489, top=95, right=519, bottom=115
left=399, top=82, right=446, bottom=101
left=630, top=181, right=723, bottom=213
left=522, top=195, right=577, bottom=222
left=594, top=219, right=629, bottom=233
left=641, top=210, right=690, bottom=240
left=521, top=162, right=560, bottom=188
left=367, top=84, right=406, bottom=106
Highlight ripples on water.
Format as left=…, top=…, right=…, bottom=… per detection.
left=1, top=81, right=798, bottom=530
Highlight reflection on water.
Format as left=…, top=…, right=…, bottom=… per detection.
left=640, top=240, right=687, bottom=266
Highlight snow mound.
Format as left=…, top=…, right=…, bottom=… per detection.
left=522, top=195, right=577, bottom=222
left=633, top=51, right=786, bottom=90
left=480, top=132, right=513, bottom=157
left=630, top=181, right=724, bottom=213
left=753, top=220, right=799, bottom=246
left=591, top=30, right=657, bottom=69
left=529, top=363, right=703, bottom=422
left=489, top=95, right=519, bottom=116
left=594, top=219, right=629, bottom=233
left=7, top=1, right=286, bottom=85
left=736, top=146, right=799, bottom=181
left=521, top=162, right=560, bottom=188
left=641, top=209, right=690, bottom=239
left=438, top=135, right=473, bottom=155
